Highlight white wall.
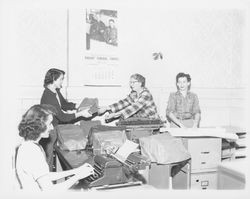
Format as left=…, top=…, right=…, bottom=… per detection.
left=16, top=5, right=248, bottom=129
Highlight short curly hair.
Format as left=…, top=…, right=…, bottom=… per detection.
left=176, top=72, right=191, bottom=83
left=130, top=73, right=146, bottom=87
left=43, top=68, right=65, bottom=88
left=18, top=104, right=56, bottom=141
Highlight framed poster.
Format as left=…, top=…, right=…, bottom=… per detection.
left=84, top=9, right=120, bottom=86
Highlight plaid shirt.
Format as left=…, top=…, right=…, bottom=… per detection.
left=109, top=88, right=159, bottom=119
left=166, top=91, right=201, bottom=120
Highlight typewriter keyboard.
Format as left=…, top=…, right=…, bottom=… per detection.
left=84, top=164, right=103, bottom=183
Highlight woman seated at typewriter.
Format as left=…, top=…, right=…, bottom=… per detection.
left=166, top=72, right=201, bottom=128
left=99, top=73, right=159, bottom=121
left=15, top=104, right=94, bottom=191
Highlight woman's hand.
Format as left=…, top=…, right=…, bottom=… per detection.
left=76, top=108, right=92, bottom=118
left=98, top=106, right=110, bottom=115
left=105, top=112, right=120, bottom=120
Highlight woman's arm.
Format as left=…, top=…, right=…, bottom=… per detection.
left=109, top=95, right=133, bottom=113
left=192, top=93, right=201, bottom=128
left=46, top=169, right=77, bottom=182
left=193, top=113, right=201, bottom=128
left=168, top=112, right=185, bottom=128
left=36, top=174, right=79, bottom=191
left=37, top=163, right=94, bottom=191
left=118, top=91, right=150, bottom=119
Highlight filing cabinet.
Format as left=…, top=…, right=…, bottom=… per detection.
left=182, top=137, right=221, bottom=173
left=191, top=171, right=217, bottom=190
left=181, top=137, right=222, bottom=189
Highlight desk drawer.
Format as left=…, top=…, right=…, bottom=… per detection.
left=191, top=172, right=217, bottom=190
left=182, top=138, right=221, bottom=172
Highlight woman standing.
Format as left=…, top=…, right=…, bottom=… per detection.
left=40, top=68, right=92, bottom=171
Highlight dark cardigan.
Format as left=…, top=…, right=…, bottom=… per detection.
left=40, top=88, right=76, bottom=126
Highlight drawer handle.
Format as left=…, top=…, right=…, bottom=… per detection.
left=201, top=162, right=206, bottom=164
left=201, top=151, right=210, bottom=154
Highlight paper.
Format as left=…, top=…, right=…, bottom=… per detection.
left=114, top=140, right=139, bottom=162
left=160, top=127, right=238, bottom=141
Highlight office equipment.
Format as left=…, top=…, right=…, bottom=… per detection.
left=83, top=153, right=149, bottom=188
left=164, top=128, right=231, bottom=189
left=83, top=155, right=128, bottom=187
left=181, top=137, right=222, bottom=189
left=116, top=118, right=164, bottom=142
left=113, top=152, right=150, bottom=171
left=114, top=139, right=139, bottom=161
left=138, top=133, right=191, bottom=189
left=87, top=125, right=127, bottom=155
left=56, top=124, right=88, bottom=151
left=148, top=159, right=191, bottom=189
left=117, top=118, right=164, bottom=129
left=139, top=133, right=191, bottom=164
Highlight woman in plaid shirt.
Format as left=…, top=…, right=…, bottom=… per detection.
left=166, top=72, right=201, bottom=128
left=99, top=74, right=159, bottom=120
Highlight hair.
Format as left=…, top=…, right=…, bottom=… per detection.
left=43, top=68, right=65, bottom=88
left=176, top=72, right=191, bottom=83
left=18, top=104, right=56, bottom=141
left=130, top=73, right=146, bottom=87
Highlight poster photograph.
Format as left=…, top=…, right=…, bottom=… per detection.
left=86, top=9, right=118, bottom=51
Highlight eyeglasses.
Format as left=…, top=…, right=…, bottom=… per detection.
left=129, top=81, right=139, bottom=84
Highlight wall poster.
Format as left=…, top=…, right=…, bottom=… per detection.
left=84, top=9, right=120, bottom=86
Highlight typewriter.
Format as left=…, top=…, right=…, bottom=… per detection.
left=116, top=118, right=165, bottom=142
left=116, top=118, right=164, bottom=129
left=82, top=153, right=150, bottom=189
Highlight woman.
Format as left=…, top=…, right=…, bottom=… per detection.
left=41, top=68, right=92, bottom=125
left=40, top=68, right=92, bottom=171
left=166, top=72, right=201, bottom=128
left=99, top=73, right=159, bottom=120
left=16, top=104, right=94, bottom=191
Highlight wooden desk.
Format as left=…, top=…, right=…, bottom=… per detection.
left=54, top=146, right=191, bottom=190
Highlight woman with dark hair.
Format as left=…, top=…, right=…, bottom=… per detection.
left=16, top=104, right=94, bottom=191
left=40, top=68, right=92, bottom=171
left=98, top=73, right=159, bottom=120
left=166, top=72, right=201, bottom=128
left=41, top=68, right=92, bottom=125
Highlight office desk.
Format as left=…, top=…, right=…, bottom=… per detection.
left=54, top=146, right=148, bottom=190
left=55, top=145, right=191, bottom=190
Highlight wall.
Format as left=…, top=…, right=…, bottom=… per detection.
left=16, top=5, right=248, bottom=129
